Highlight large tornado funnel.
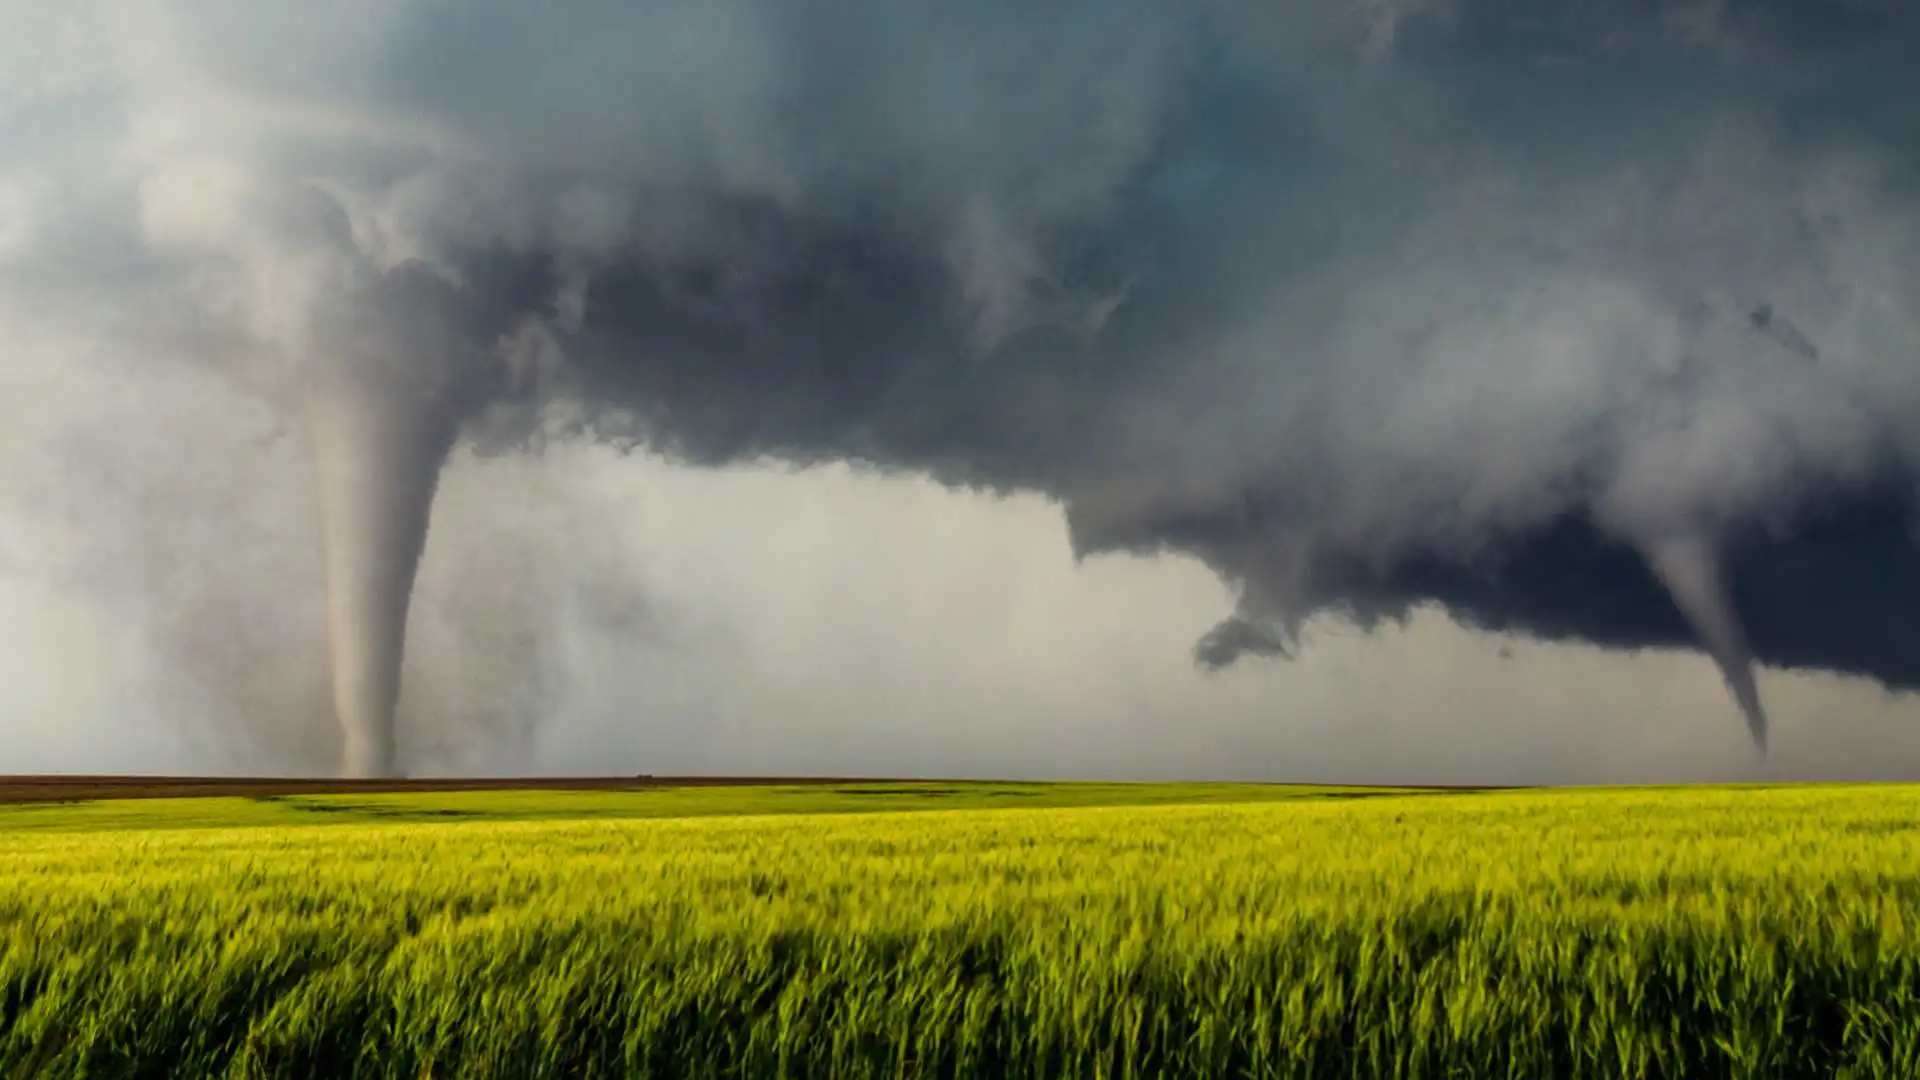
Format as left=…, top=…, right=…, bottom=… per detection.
left=306, top=374, right=457, bottom=779
left=1639, top=532, right=1769, bottom=756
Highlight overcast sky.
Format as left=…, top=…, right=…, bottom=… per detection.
left=7, top=1, right=1920, bottom=783
left=5, top=346, right=1920, bottom=784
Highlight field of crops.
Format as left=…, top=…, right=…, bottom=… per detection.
left=2, top=781, right=1918, bottom=1079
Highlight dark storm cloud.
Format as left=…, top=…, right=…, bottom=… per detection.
left=11, top=0, right=1920, bottom=754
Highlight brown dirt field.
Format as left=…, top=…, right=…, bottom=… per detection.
left=0, top=776, right=1506, bottom=805
left=0, top=775, right=896, bottom=804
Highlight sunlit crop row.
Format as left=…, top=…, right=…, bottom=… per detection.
left=2, top=785, right=1918, bottom=1078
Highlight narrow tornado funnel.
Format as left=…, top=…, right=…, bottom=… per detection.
left=306, top=373, right=457, bottom=779
left=1639, top=532, right=1769, bottom=755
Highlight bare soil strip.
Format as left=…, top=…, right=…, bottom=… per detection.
left=0, top=776, right=1503, bottom=804
left=0, top=775, right=895, bottom=804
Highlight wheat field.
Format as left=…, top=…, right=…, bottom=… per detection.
left=2, top=782, right=1917, bottom=1078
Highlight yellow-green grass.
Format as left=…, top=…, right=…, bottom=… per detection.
left=3, top=783, right=1918, bottom=1078
left=0, top=780, right=1415, bottom=833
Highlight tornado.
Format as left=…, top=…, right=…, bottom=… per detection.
left=306, top=371, right=459, bottom=779
left=1638, top=532, right=1770, bottom=755
left=18, top=0, right=1920, bottom=774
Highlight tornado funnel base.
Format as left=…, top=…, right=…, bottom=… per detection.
left=341, top=736, right=397, bottom=781
left=307, top=376, right=456, bottom=784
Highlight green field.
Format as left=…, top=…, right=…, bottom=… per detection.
left=0, top=780, right=1401, bottom=833
left=2, top=781, right=1917, bottom=1078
